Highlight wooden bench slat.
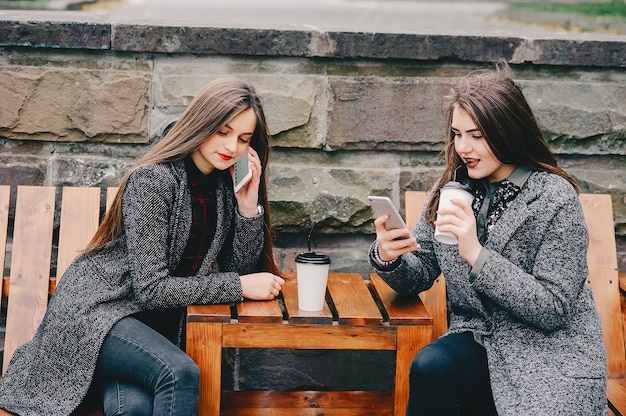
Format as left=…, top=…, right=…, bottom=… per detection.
left=0, top=186, right=10, bottom=298
left=56, top=187, right=101, bottom=279
left=580, top=194, right=626, bottom=379
left=327, top=273, right=382, bottom=326
left=3, top=186, right=56, bottom=374
left=404, top=191, right=448, bottom=340
left=282, top=273, right=333, bottom=324
left=106, top=187, right=118, bottom=212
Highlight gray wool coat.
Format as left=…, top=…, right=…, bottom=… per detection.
left=0, top=160, right=265, bottom=415
left=373, top=171, right=608, bottom=415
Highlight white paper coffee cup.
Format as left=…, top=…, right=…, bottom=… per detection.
left=295, top=251, right=331, bottom=311
left=435, top=182, right=475, bottom=245
left=296, top=251, right=330, bottom=311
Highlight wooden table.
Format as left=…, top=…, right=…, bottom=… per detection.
left=186, top=272, right=433, bottom=416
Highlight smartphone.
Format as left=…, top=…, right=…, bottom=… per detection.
left=367, top=196, right=408, bottom=231
left=233, top=150, right=253, bottom=193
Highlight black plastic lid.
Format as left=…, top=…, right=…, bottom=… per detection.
left=295, top=251, right=331, bottom=265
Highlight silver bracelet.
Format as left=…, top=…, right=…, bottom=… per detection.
left=372, top=242, right=399, bottom=267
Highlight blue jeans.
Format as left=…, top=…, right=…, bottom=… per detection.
left=95, top=316, right=200, bottom=416
left=406, top=332, right=497, bottom=416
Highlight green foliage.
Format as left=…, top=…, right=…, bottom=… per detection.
left=511, top=0, right=626, bottom=19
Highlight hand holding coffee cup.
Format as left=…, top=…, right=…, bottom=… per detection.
left=434, top=182, right=475, bottom=245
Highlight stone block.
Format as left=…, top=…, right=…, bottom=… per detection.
left=0, top=156, right=46, bottom=186
left=0, top=20, right=110, bottom=50
left=530, top=39, right=626, bottom=68
left=0, top=67, right=150, bottom=143
left=52, top=157, right=133, bottom=187
left=325, top=33, right=522, bottom=62
left=327, top=76, right=452, bottom=151
left=112, top=25, right=313, bottom=56
left=152, top=61, right=324, bottom=148
left=268, top=158, right=399, bottom=234
left=521, top=79, right=626, bottom=154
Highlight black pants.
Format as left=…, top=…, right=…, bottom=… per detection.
left=406, top=332, right=497, bottom=416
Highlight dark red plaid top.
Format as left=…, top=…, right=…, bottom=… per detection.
left=173, top=156, right=218, bottom=277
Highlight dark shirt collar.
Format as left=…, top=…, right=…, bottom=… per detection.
left=184, top=156, right=217, bottom=189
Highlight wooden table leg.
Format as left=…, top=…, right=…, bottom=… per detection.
left=187, top=322, right=223, bottom=416
left=394, top=325, right=433, bottom=416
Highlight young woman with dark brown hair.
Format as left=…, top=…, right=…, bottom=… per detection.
left=369, top=64, right=607, bottom=415
left=0, top=78, right=284, bottom=416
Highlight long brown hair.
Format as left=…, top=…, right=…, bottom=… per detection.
left=87, top=78, right=279, bottom=274
left=425, top=63, right=578, bottom=223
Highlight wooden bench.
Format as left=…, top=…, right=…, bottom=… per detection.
left=0, top=185, right=435, bottom=416
left=404, top=191, right=626, bottom=415
left=0, top=185, right=118, bottom=416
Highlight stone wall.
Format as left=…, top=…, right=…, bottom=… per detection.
left=1, top=15, right=625, bottom=391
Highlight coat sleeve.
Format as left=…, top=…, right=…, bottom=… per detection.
left=371, top=206, right=442, bottom=296
left=471, top=192, right=589, bottom=333
left=232, top=211, right=265, bottom=274
left=122, top=166, right=243, bottom=309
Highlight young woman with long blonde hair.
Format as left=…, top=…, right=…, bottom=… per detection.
left=0, top=78, right=284, bottom=416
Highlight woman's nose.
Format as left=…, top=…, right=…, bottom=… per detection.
left=455, top=136, right=471, bottom=154
left=224, top=135, right=238, bottom=152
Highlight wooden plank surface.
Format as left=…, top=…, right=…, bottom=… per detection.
left=56, top=187, right=101, bottom=279
left=282, top=272, right=333, bottom=324
left=368, top=273, right=432, bottom=326
left=221, top=390, right=392, bottom=415
left=186, top=322, right=223, bottom=416
left=327, top=273, right=382, bottom=326
left=222, top=324, right=397, bottom=350
left=236, top=298, right=283, bottom=323
left=3, top=186, right=56, bottom=374
left=393, top=325, right=433, bottom=416
left=580, top=194, right=625, bottom=379
left=106, top=187, right=118, bottom=211
left=405, top=191, right=448, bottom=339
left=0, top=186, right=10, bottom=299
left=608, top=377, right=626, bottom=416
left=187, top=304, right=232, bottom=323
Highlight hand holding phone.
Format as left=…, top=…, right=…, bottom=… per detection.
left=368, top=196, right=408, bottom=231
left=233, top=150, right=253, bottom=193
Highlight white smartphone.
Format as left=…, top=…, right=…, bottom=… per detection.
left=367, top=196, right=408, bottom=231
left=233, top=150, right=253, bottom=193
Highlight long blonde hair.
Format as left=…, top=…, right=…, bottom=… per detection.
left=87, top=78, right=279, bottom=274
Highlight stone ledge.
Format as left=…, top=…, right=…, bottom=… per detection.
left=0, top=19, right=110, bottom=49
left=0, top=14, right=624, bottom=67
